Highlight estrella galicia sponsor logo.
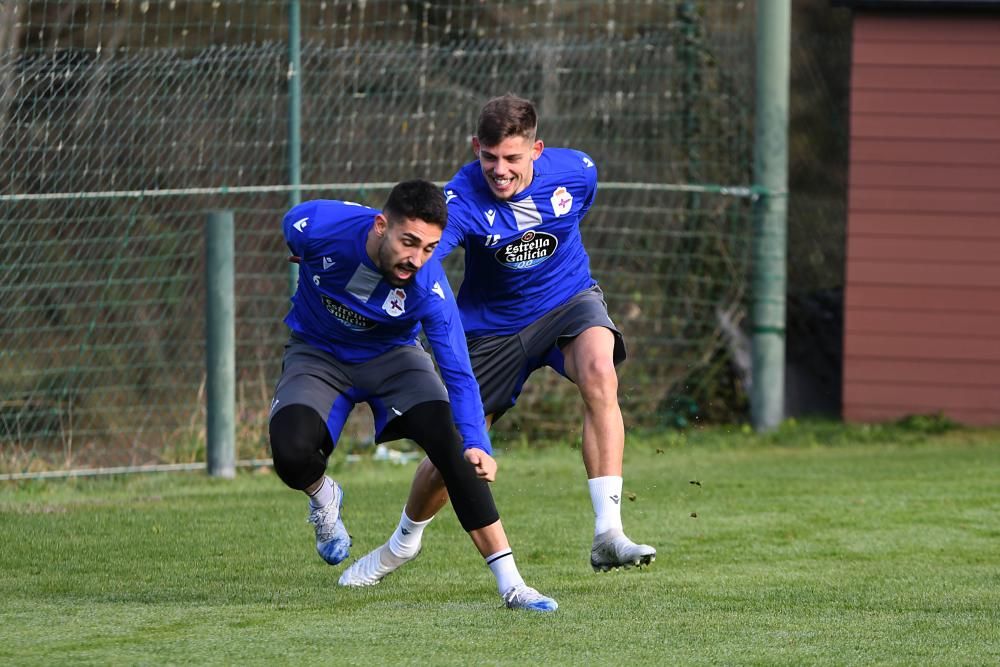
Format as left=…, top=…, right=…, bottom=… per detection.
left=321, top=295, right=377, bottom=331
left=494, top=230, right=558, bottom=269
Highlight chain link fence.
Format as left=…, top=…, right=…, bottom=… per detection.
left=1, top=0, right=761, bottom=471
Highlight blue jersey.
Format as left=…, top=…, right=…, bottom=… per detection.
left=437, top=147, right=599, bottom=337
left=282, top=199, right=491, bottom=453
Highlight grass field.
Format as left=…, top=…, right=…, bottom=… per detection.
left=2, top=422, right=998, bottom=665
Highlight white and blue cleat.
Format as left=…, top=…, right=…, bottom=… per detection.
left=502, top=583, right=558, bottom=612
left=308, top=480, right=351, bottom=566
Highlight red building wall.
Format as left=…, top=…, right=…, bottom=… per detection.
left=843, top=12, right=1000, bottom=425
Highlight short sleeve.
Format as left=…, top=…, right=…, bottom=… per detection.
left=282, top=201, right=319, bottom=259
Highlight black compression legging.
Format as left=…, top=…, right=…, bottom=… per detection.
left=387, top=401, right=499, bottom=532
left=269, top=404, right=334, bottom=491
left=269, top=401, right=498, bottom=532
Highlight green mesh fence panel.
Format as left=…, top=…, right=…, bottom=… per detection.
left=1, top=1, right=757, bottom=470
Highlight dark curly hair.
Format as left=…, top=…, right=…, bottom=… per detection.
left=383, top=179, right=448, bottom=229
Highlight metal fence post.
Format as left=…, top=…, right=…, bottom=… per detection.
left=751, top=0, right=790, bottom=431
left=287, top=0, right=303, bottom=297
left=206, top=210, right=236, bottom=478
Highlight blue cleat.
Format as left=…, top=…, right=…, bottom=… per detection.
left=308, top=480, right=351, bottom=565
left=502, top=584, right=558, bottom=612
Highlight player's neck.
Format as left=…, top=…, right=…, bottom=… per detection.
left=364, top=227, right=381, bottom=268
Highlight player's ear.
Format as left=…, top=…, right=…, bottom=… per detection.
left=532, top=139, right=544, bottom=160
left=374, top=213, right=389, bottom=237
left=471, top=135, right=481, bottom=157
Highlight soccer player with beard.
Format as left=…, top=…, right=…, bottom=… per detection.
left=340, top=96, right=655, bottom=588
left=268, top=179, right=556, bottom=611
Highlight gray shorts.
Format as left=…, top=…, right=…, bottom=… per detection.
left=269, top=333, right=448, bottom=446
left=468, top=285, right=626, bottom=421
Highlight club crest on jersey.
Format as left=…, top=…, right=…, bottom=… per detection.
left=382, top=288, right=407, bottom=317
left=321, top=295, right=377, bottom=331
left=550, top=186, right=573, bottom=217
left=495, top=230, right=558, bottom=270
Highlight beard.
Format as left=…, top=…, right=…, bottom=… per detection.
left=383, top=272, right=412, bottom=287
left=377, top=239, right=417, bottom=287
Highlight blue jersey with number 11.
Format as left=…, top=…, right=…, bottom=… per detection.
left=437, top=147, right=599, bottom=337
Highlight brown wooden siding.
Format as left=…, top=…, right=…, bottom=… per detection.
left=851, top=139, right=1000, bottom=166
left=843, top=12, right=1000, bottom=425
left=847, top=213, right=1000, bottom=239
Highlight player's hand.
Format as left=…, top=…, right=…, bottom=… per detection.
left=463, top=448, right=497, bottom=482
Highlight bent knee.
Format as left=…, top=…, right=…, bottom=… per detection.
left=269, top=404, right=332, bottom=490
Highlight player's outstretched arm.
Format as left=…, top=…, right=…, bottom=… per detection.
left=463, top=447, right=497, bottom=482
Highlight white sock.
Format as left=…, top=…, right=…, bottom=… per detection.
left=308, top=476, right=334, bottom=509
left=485, top=549, right=524, bottom=595
left=589, top=475, right=624, bottom=536
left=388, top=508, right=433, bottom=559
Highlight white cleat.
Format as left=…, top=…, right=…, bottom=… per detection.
left=502, top=583, right=558, bottom=612
left=590, top=529, right=656, bottom=572
left=338, top=542, right=417, bottom=587
left=308, top=480, right=351, bottom=566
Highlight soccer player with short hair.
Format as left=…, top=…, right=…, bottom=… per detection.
left=268, top=179, right=556, bottom=611
left=339, top=96, right=655, bottom=588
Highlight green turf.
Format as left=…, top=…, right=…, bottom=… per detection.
left=1, top=423, right=998, bottom=665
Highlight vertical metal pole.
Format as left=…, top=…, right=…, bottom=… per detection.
left=751, top=0, right=790, bottom=431
left=206, top=210, right=236, bottom=478
left=287, top=0, right=303, bottom=296
left=678, top=1, right=703, bottom=300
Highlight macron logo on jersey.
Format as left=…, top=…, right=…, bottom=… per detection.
left=583, top=156, right=594, bottom=168
left=445, top=190, right=458, bottom=203
left=484, top=209, right=496, bottom=227
left=432, top=282, right=446, bottom=299
left=323, top=256, right=335, bottom=270
left=292, top=217, right=308, bottom=232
